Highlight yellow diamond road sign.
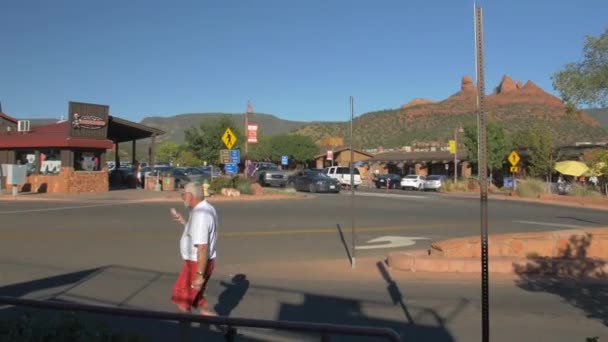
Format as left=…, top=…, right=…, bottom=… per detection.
left=508, top=151, right=520, bottom=166
left=221, top=128, right=237, bottom=149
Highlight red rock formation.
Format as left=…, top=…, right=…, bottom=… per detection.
left=401, top=98, right=434, bottom=109
left=461, top=75, right=476, bottom=94
left=496, top=75, right=517, bottom=93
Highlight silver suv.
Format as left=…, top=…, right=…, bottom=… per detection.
left=254, top=162, right=287, bottom=187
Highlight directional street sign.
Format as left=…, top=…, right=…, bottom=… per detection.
left=221, top=128, right=237, bottom=150
left=510, top=166, right=519, bottom=173
left=225, top=163, right=238, bottom=175
left=281, top=155, right=288, bottom=166
left=508, top=151, right=520, bottom=166
left=219, top=149, right=231, bottom=164
left=230, top=149, right=240, bottom=164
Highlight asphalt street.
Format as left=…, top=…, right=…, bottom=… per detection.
left=1, top=192, right=607, bottom=341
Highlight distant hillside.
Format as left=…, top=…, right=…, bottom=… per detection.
left=293, top=75, right=608, bottom=149
left=584, top=108, right=608, bottom=127
left=141, top=112, right=311, bottom=144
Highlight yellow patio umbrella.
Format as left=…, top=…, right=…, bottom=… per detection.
left=554, top=160, right=589, bottom=177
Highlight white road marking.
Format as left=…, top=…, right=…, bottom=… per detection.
left=513, top=220, right=589, bottom=229
left=355, top=235, right=430, bottom=250
left=344, top=192, right=428, bottom=199
left=0, top=202, right=135, bottom=214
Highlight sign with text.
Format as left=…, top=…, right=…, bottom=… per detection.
left=225, top=163, right=238, bottom=175
left=247, top=124, right=258, bottom=143
left=220, top=149, right=231, bottom=164
left=281, top=155, right=289, bottom=166
left=230, top=149, right=241, bottom=164
left=326, top=150, right=333, bottom=161
left=221, top=128, right=237, bottom=149
left=68, top=101, right=109, bottom=139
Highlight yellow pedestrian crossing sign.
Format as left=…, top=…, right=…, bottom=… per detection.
left=508, top=151, right=520, bottom=166
left=221, top=128, right=237, bottom=149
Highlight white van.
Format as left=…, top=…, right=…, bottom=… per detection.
left=323, top=166, right=362, bottom=188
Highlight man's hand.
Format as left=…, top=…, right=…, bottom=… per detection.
left=191, top=275, right=204, bottom=290
left=170, top=208, right=186, bottom=225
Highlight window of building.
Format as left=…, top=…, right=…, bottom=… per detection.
left=39, top=149, right=61, bottom=175
left=15, top=149, right=36, bottom=175
left=75, top=150, right=102, bottom=171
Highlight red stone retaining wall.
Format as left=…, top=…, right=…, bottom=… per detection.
left=5, top=167, right=108, bottom=193
left=432, top=228, right=608, bottom=259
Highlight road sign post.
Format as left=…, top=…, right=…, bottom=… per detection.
left=508, top=151, right=520, bottom=192
left=281, top=155, right=288, bottom=167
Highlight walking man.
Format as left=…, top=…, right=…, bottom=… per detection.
left=170, top=181, right=218, bottom=316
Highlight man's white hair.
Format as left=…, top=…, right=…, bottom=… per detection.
left=184, top=182, right=204, bottom=200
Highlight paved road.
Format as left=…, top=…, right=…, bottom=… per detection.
left=1, top=194, right=607, bottom=341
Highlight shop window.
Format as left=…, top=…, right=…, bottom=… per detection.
left=75, top=151, right=102, bottom=171
left=40, top=149, right=61, bottom=175
left=15, top=150, right=36, bottom=175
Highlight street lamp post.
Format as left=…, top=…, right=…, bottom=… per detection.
left=454, top=125, right=464, bottom=184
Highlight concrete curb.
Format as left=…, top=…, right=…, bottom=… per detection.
left=440, top=191, right=608, bottom=211
left=0, top=193, right=310, bottom=203
left=387, top=249, right=608, bottom=276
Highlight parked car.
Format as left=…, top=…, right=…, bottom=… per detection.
left=254, top=162, right=287, bottom=187
left=401, top=175, right=426, bottom=190
left=323, top=166, right=362, bottom=188
left=289, top=169, right=341, bottom=193
left=373, top=173, right=402, bottom=189
left=424, top=175, right=447, bottom=191
left=200, top=165, right=222, bottom=179
left=179, top=167, right=212, bottom=184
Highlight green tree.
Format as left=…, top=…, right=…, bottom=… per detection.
left=247, top=134, right=319, bottom=164
left=175, top=151, right=203, bottom=167
left=552, top=28, right=608, bottom=107
left=184, top=116, right=244, bottom=164
left=155, top=141, right=182, bottom=164
left=463, top=122, right=512, bottom=174
left=517, top=128, right=558, bottom=180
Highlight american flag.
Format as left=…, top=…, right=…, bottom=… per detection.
left=246, top=101, right=253, bottom=114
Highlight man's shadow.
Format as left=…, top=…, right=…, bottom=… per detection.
left=214, top=274, right=250, bottom=317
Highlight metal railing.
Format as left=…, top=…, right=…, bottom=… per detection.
left=0, top=296, right=401, bottom=342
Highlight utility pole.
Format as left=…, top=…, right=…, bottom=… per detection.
left=350, top=96, right=356, bottom=269
left=475, top=5, right=490, bottom=342
left=454, top=125, right=463, bottom=184
left=245, top=100, right=252, bottom=156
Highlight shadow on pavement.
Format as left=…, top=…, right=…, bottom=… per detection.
left=215, top=274, right=250, bottom=317
left=513, top=233, right=608, bottom=327
left=0, top=263, right=460, bottom=341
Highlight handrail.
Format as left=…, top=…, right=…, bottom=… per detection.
left=0, top=296, right=401, bottom=342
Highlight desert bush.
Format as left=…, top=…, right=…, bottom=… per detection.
left=515, top=178, right=549, bottom=198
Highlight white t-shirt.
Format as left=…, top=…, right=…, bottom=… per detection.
left=180, top=200, right=218, bottom=262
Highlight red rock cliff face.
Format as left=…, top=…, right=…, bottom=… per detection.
left=398, top=74, right=600, bottom=127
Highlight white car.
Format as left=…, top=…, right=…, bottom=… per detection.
left=401, top=175, right=426, bottom=190
left=424, top=175, right=446, bottom=191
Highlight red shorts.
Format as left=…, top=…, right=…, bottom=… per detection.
left=171, top=259, right=215, bottom=310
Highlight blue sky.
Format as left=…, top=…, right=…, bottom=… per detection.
left=0, top=0, right=606, bottom=122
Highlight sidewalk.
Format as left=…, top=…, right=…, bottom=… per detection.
left=440, top=191, right=608, bottom=211
left=0, top=188, right=307, bottom=203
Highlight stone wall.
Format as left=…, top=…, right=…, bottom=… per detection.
left=431, top=228, right=608, bottom=259
left=5, top=167, right=108, bottom=193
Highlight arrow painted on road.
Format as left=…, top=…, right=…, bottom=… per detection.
left=355, top=235, right=430, bottom=250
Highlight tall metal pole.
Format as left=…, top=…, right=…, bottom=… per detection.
left=475, top=5, right=490, bottom=342
left=245, top=101, right=250, bottom=157
left=454, top=127, right=458, bottom=184
left=350, top=96, right=356, bottom=269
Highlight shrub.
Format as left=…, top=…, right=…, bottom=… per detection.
left=568, top=183, right=603, bottom=197
left=441, top=180, right=468, bottom=192
left=209, top=175, right=253, bottom=195
left=515, top=178, right=549, bottom=198
left=0, top=311, right=147, bottom=342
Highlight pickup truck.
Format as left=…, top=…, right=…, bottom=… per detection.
left=253, top=162, right=288, bottom=187
left=323, top=166, right=362, bottom=189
